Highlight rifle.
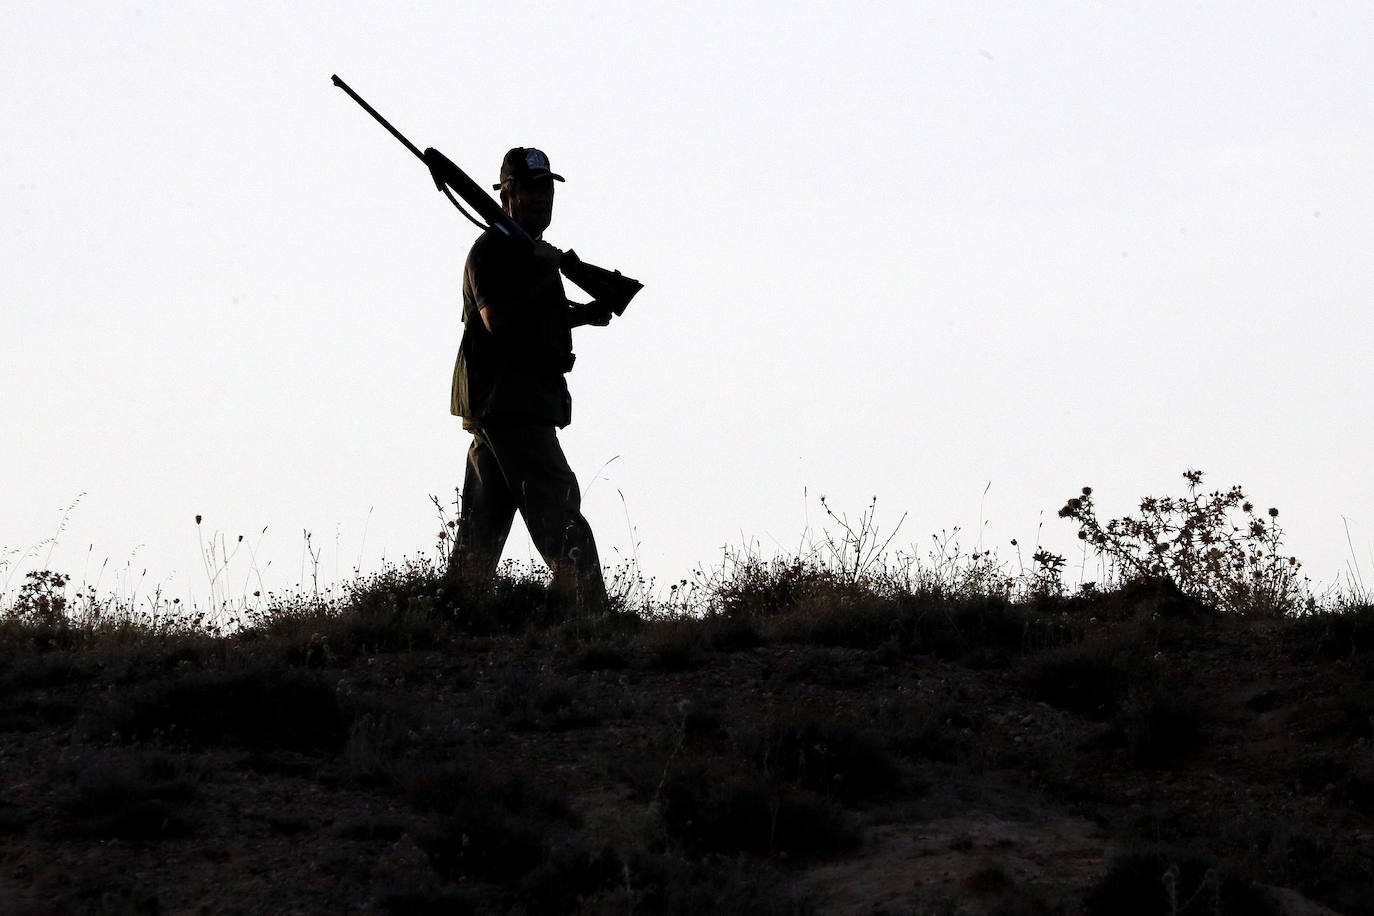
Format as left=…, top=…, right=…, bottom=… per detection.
left=331, top=75, right=643, bottom=315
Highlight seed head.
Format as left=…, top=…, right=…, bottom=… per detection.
left=1268, top=507, right=1279, bottom=518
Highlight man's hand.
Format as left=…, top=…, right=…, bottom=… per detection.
left=570, top=301, right=614, bottom=328
left=423, top=147, right=460, bottom=192
left=532, top=240, right=562, bottom=278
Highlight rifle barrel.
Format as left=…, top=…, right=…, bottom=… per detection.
left=329, top=74, right=640, bottom=299
left=331, top=75, right=425, bottom=163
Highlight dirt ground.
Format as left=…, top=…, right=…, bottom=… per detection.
left=1, top=603, right=1370, bottom=914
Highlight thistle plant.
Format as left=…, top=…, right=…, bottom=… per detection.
left=1028, top=548, right=1067, bottom=600
left=1057, top=469, right=1312, bottom=616
left=7, top=569, right=71, bottom=626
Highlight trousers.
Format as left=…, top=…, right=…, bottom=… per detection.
left=451, top=422, right=607, bottom=609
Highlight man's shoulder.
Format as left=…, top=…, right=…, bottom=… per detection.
left=465, top=230, right=536, bottom=309
left=469, top=231, right=533, bottom=289
left=468, top=228, right=525, bottom=263
left=465, top=229, right=494, bottom=266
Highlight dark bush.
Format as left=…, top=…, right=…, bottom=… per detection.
left=714, top=558, right=849, bottom=621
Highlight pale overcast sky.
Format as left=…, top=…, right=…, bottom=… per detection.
left=3, top=2, right=1372, bottom=607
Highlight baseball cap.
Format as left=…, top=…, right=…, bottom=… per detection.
left=494, top=147, right=566, bottom=190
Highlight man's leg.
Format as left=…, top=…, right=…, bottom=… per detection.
left=449, top=428, right=517, bottom=585
left=478, top=424, right=608, bottom=611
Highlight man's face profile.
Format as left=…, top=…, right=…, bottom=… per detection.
left=503, top=177, right=555, bottom=236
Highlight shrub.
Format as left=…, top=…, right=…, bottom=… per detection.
left=1, top=570, right=77, bottom=652
left=712, top=555, right=862, bottom=622
left=1058, top=470, right=1313, bottom=616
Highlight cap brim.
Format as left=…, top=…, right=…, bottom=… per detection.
left=493, top=172, right=566, bottom=190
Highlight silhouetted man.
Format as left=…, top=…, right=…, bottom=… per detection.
left=447, top=147, right=614, bottom=611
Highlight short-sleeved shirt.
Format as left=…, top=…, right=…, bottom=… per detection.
left=450, top=230, right=574, bottom=428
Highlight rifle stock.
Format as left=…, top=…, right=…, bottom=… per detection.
left=560, top=251, right=644, bottom=316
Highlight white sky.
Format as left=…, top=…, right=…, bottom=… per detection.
left=3, top=1, right=1372, bottom=608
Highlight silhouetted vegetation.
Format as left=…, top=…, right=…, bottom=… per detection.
left=1, top=472, right=1370, bottom=913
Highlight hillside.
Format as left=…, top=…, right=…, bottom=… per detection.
left=1, top=564, right=1372, bottom=915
